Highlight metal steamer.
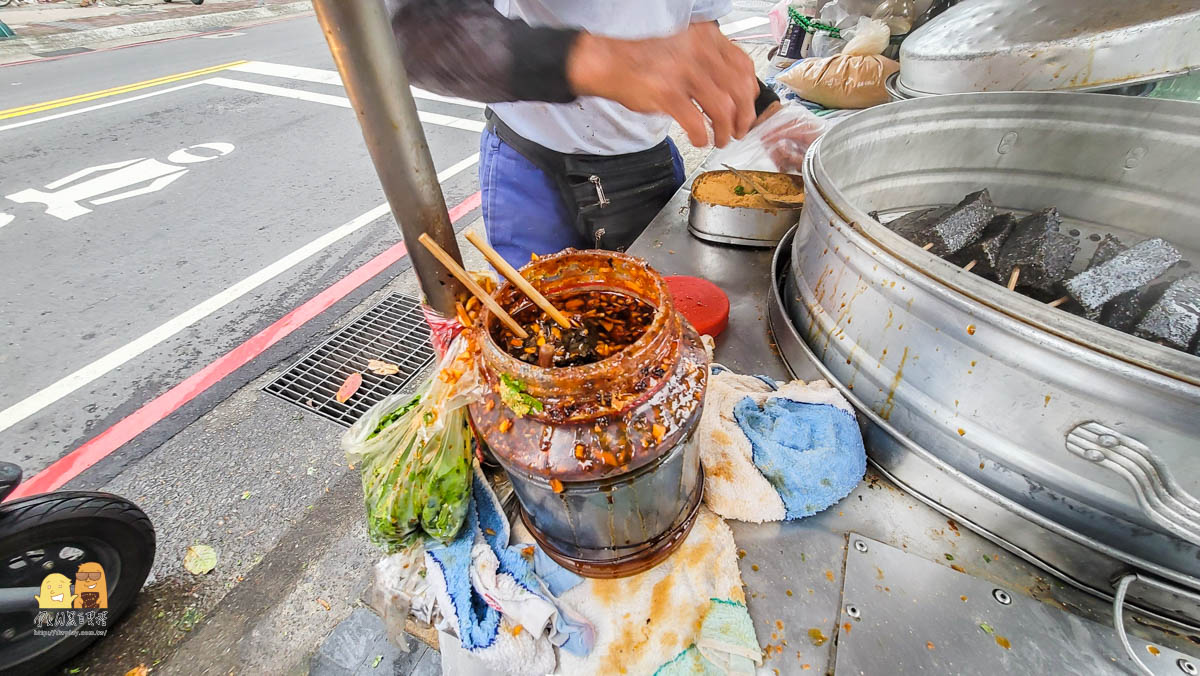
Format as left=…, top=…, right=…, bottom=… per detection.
left=769, top=92, right=1200, bottom=627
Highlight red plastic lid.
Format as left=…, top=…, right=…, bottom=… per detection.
left=664, top=275, right=730, bottom=338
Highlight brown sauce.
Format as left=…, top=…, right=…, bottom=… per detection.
left=492, top=289, right=655, bottom=367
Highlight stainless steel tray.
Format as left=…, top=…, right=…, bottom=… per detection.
left=899, top=0, right=1200, bottom=96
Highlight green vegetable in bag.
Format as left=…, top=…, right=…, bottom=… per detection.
left=342, top=333, right=480, bottom=552
left=415, top=407, right=473, bottom=541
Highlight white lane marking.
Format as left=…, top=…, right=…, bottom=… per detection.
left=720, top=16, right=770, bottom=35
left=202, top=77, right=486, bottom=132
left=0, top=81, right=203, bottom=134
left=0, top=154, right=481, bottom=435
left=229, top=61, right=486, bottom=109
left=7, top=143, right=233, bottom=221
left=0, top=213, right=13, bottom=229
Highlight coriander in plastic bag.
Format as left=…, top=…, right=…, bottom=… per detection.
left=342, top=331, right=482, bottom=551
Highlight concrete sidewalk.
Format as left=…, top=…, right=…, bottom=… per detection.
left=0, top=0, right=311, bottom=63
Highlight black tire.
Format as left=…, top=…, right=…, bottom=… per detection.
left=191, top=0, right=204, bottom=4
left=0, top=492, right=155, bottom=675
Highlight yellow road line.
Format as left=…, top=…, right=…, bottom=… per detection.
left=0, top=60, right=248, bottom=121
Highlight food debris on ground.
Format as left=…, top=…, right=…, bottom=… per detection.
left=335, top=372, right=363, bottom=403
left=183, top=544, right=217, bottom=575
left=317, top=598, right=331, bottom=611
left=367, top=359, right=401, bottom=376
left=807, top=628, right=828, bottom=646
left=927, top=641, right=936, bottom=650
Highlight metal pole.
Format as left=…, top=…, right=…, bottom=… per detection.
left=312, top=0, right=466, bottom=315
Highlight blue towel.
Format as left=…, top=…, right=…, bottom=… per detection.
left=426, top=468, right=594, bottom=656
left=733, top=395, right=867, bottom=520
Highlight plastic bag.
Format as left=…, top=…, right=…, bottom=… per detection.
left=842, top=16, right=891, bottom=55
left=364, top=543, right=437, bottom=652
left=768, top=0, right=792, bottom=44
left=705, top=103, right=829, bottom=173
left=343, top=331, right=483, bottom=550
left=776, top=17, right=898, bottom=109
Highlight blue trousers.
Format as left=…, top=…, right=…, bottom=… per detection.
left=478, top=129, right=686, bottom=269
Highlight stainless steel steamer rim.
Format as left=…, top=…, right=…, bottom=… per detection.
left=778, top=91, right=1200, bottom=625
left=813, top=92, right=1200, bottom=386
left=767, top=226, right=1200, bottom=632
left=898, top=0, right=1200, bottom=97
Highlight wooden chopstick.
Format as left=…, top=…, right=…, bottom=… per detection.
left=464, top=231, right=572, bottom=329
left=418, top=234, right=528, bottom=339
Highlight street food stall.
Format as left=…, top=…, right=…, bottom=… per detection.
left=311, top=0, right=1200, bottom=673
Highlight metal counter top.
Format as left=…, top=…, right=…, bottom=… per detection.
left=627, top=185, right=1199, bottom=675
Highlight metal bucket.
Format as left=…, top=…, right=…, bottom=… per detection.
left=687, top=170, right=804, bottom=248
left=776, top=92, right=1200, bottom=626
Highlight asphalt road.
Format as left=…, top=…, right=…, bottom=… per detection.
left=0, top=16, right=483, bottom=478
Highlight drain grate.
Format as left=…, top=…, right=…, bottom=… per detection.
left=264, top=293, right=435, bottom=427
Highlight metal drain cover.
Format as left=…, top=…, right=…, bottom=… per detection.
left=264, top=293, right=435, bottom=426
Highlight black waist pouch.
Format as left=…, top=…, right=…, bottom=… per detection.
left=487, top=111, right=679, bottom=252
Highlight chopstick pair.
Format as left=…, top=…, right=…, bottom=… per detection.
left=417, top=233, right=571, bottom=339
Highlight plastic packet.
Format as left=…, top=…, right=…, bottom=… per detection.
left=363, top=543, right=431, bottom=652
left=842, top=16, right=891, bottom=55
left=705, top=103, right=829, bottom=173
left=343, top=331, right=484, bottom=550
left=775, top=17, right=898, bottom=109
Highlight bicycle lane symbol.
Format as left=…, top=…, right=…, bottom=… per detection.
left=0, top=142, right=235, bottom=227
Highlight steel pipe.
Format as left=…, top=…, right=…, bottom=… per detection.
left=312, top=0, right=466, bottom=314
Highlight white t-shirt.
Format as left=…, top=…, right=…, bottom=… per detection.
left=489, top=0, right=732, bottom=155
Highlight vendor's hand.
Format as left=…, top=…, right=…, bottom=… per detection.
left=566, top=22, right=759, bottom=148
left=753, top=102, right=826, bottom=173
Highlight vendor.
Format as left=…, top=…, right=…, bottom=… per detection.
left=388, top=0, right=783, bottom=267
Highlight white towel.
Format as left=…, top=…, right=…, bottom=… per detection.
left=555, top=507, right=746, bottom=676
left=692, top=366, right=858, bottom=523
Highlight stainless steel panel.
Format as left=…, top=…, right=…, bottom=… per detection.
left=899, top=0, right=1200, bottom=96
left=835, top=533, right=1199, bottom=676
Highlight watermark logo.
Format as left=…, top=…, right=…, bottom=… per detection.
left=33, top=563, right=109, bottom=636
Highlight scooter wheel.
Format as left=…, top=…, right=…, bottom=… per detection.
left=0, top=492, right=155, bottom=674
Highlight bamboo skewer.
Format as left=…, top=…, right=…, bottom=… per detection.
left=1047, top=295, right=1070, bottom=308
left=1006, top=266, right=1021, bottom=291
left=922, top=242, right=936, bottom=251
left=962, top=259, right=978, bottom=272
left=418, top=234, right=528, bottom=339
left=464, top=230, right=572, bottom=329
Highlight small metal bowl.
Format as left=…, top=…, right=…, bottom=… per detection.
left=687, top=170, right=804, bottom=248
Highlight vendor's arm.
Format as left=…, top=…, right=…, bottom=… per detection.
left=387, top=0, right=578, bottom=104
left=388, top=0, right=763, bottom=148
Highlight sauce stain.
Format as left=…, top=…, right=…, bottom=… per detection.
left=808, top=628, right=828, bottom=646
left=878, top=347, right=910, bottom=421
